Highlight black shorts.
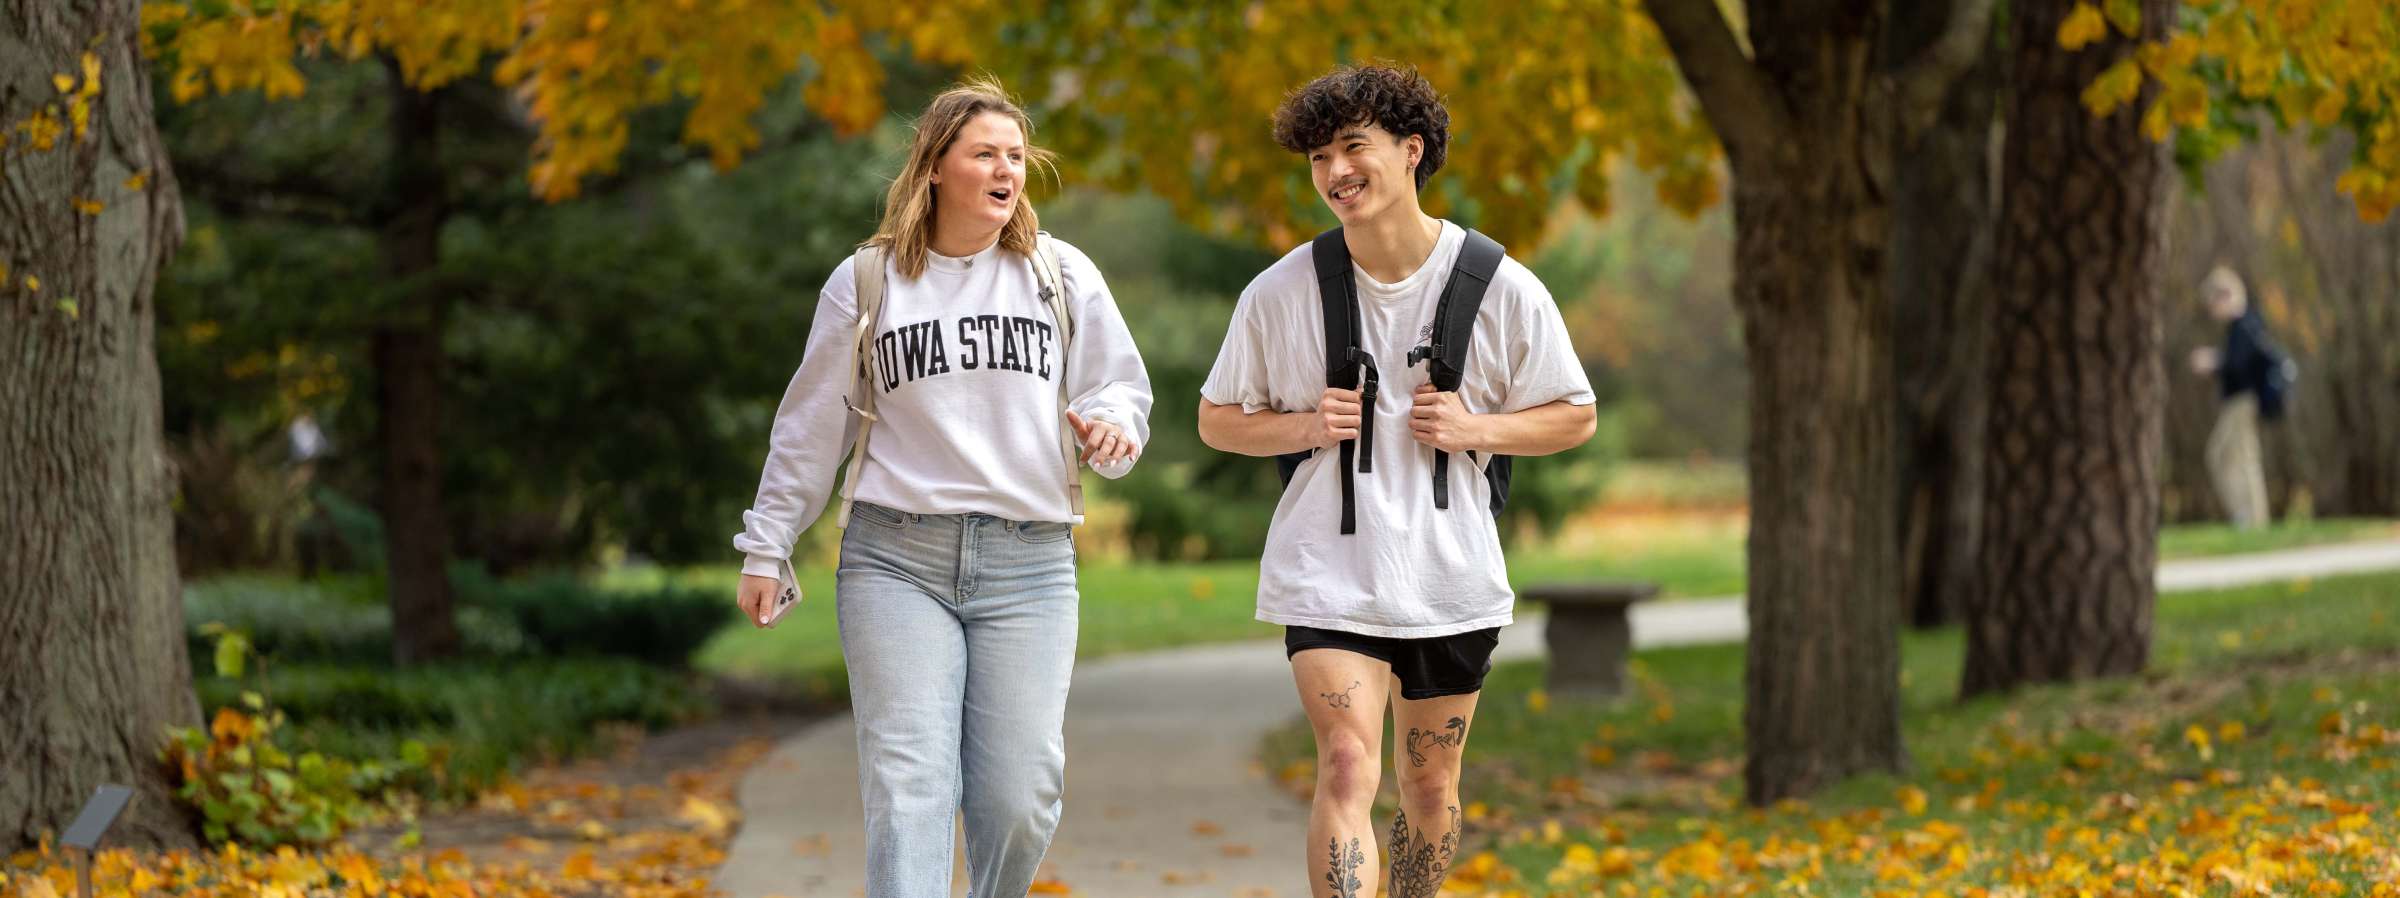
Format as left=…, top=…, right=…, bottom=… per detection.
left=1284, top=625, right=1501, bottom=701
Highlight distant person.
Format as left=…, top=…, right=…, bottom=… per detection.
left=730, top=77, right=1152, bottom=897
left=1196, top=65, right=1595, bottom=898
left=2187, top=265, right=2293, bottom=530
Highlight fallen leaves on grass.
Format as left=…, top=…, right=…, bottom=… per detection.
left=1460, top=702, right=2400, bottom=897
left=2, top=739, right=773, bottom=898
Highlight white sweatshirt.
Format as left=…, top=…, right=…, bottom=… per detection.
left=734, top=237, right=1152, bottom=579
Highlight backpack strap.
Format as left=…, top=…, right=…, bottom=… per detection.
left=1311, top=228, right=1377, bottom=535
left=1408, top=228, right=1506, bottom=511
left=833, top=244, right=890, bottom=529
left=1030, top=232, right=1084, bottom=516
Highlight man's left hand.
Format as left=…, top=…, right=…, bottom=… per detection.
left=1409, top=383, right=1483, bottom=454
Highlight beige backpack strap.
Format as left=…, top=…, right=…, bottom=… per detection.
left=1031, top=233, right=1083, bottom=516
left=834, top=245, right=888, bottom=529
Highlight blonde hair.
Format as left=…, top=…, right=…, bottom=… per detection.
left=2202, top=264, right=2247, bottom=309
left=866, top=76, right=1057, bottom=279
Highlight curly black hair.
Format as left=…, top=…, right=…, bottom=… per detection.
left=1272, top=64, right=1450, bottom=192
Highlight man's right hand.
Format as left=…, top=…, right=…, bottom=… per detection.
left=1311, top=387, right=1364, bottom=448
left=736, top=574, right=781, bottom=628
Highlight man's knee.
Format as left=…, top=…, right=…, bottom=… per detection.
left=1317, top=732, right=1379, bottom=806
left=1395, top=762, right=1459, bottom=804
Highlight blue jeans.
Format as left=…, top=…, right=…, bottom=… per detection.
left=837, top=501, right=1079, bottom=898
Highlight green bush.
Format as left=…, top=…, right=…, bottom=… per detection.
left=183, top=574, right=527, bottom=665
left=194, top=657, right=710, bottom=800
left=166, top=629, right=437, bottom=847
left=453, top=569, right=732, bottom=668
left=183, top=569, right=728, bottom=669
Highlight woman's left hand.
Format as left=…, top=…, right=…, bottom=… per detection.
left=1065, top=410, right=1138, bottom=467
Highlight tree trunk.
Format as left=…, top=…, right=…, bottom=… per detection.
left=377, top=59, right=460, bottom=665
left=1645, top=0, right=1941, bottom=804
left=1964, top=0, right=2171, bottom=697
left=1, top=0, right=199, bottom=850
left=1889, top=6, right=1999, bottom=630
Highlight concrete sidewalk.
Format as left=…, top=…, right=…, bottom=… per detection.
left=713, top=538, right=2400, bottom=897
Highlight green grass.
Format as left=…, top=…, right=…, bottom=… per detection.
left=1260, top=571, right=2400, bottom=895
left=2156, top=516, right=2398, bottom=559
left=687, top=516, right=2396, bottom=696
left=684, top=559, right=1277, bottom=700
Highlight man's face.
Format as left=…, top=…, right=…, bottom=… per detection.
left=1308, top=123, right=1421, bottom=226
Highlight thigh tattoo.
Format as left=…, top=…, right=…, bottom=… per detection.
left=1403, top=717, right=1467, bottom=768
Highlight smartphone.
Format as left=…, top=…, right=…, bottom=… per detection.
left=763, top=558, right=802, bottom=627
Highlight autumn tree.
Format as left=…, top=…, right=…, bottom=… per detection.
left=1965, top=0, right=2396, bottom=695
left=1966, top=0, right=2175, bottom=696
left=141, top=0, right=993, bottom=664
left=2, top=0, right=200, bottom=851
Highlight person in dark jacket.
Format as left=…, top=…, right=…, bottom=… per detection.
left=2187, top=265, right=2286, bottom=529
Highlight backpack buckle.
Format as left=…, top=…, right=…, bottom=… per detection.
left=1406, top=343, right=1438, bottom=367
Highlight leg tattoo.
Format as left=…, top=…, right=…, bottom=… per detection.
left=1324, top=836, right=1365, bottom=898
left=1386, top=806, right=1462, bottom=898
left=1320, top=680, right=1360, bottom=709
left=1403, top=716, right=1468, bottom=768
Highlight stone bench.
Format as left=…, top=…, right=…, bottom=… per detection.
left=1524, top=580, right=1660, bottom=699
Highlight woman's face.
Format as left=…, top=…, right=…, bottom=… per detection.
left=930, top=112, right=1027, bottom=241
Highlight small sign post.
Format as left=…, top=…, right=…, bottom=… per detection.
left=59, top=784, right=133, bottom=898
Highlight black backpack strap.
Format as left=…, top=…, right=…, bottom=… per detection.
left=1311, top=228, right=1376, bottom=534
left=1410, top=229, right=1507, bottom=511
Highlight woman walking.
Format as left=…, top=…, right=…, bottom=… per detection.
left=731, top=77, right=1152, bottom=896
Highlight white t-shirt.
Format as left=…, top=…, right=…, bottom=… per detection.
left=1201, top=221, right=1595, bottom=638
left=734, top=237, right=1152, bottom=580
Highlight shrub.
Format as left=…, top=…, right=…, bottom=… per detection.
left=193, top=656, right=711, bottom=799
left=164, top=628, right=436, bottom=846
left=183, top=575, right=526, bottom=665
left=454, top=570, right=731, bottom=667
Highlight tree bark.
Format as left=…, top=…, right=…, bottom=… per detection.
left=1888, top=4, right=2000, bottom=630
left=1647, top=0, right=2001, bottom=803
left=1, top=0, right=199, bottom=850
left=1964, top=0, right=2172, bottom=697
left=377, top=58, right=460, bottom=665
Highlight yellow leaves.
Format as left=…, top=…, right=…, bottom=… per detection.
left=1526, top=688, right=1550, bottom=715
left=675, top=795, right=733, bottom=836
left=72, top=198, right=104, bottom=216
left=211, top=707, right=258, bottom=745
left=2082, top=59, right=2146, bottom=118
left=2310, top=91, right=2348, bottom=127
left=1897, top=785, right=1929, bottom=816
left=2059, top=3, right=2110, bottom=50
left=2186, top=723, right=2216, bottom=761
left=15, top=108, right=65, bottom=152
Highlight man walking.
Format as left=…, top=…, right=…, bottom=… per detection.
left=1196, top=64, right=1597, bottom=897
